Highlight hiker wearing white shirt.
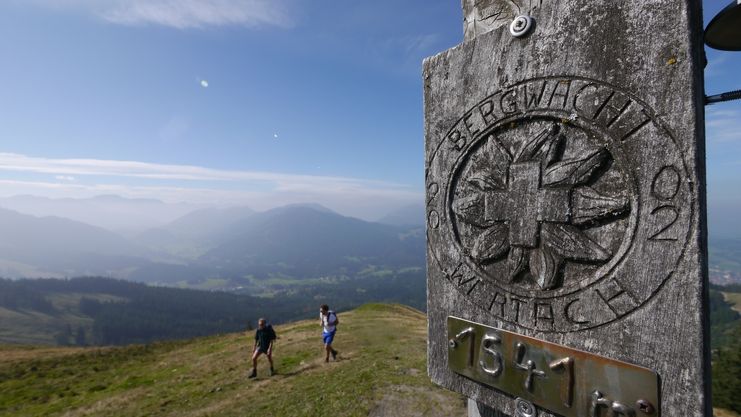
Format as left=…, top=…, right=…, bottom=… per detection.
left=319, top=304, right=339, bottom=362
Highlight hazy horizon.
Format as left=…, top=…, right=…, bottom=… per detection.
left=0, top=192, right=424, bottom=230
left=1, top=0, right=738, bottom=233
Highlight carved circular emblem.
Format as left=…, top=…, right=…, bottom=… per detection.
left=426, top=76, right=694, bottom=332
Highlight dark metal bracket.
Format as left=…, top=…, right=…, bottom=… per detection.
left=706, top=90, right=741, bottom=105
left=704, top=0, right=741, bottom=105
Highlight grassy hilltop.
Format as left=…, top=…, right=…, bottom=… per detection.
left=0, top=304, right=466, bottom=417
left=4, top=300, right=740, bottom=416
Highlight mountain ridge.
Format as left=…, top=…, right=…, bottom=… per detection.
left=0, top=204, right=425, bottom=284
left=0, top=207, right=153, bottom=277
left=199, top=206, right=424, bottom=277
left=0, top=194, right=200, bottom=234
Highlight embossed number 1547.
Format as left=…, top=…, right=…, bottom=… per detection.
left=450, top=328, right=646, bottom=416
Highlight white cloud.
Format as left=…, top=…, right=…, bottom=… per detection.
left=365, top=33, right=442, bottom=77
left=54, top=175, right=76, bottom=181
left=29, top=0, right=293, bottom=29
left=704, top=54, right=729, bottom=79
left=0, top=153, right=422, bottom=219
left=706, top=104, right=741, bottom=143
left=400, top=34, right=440, bottom=56
left=0, top=153, right=403, bottom=187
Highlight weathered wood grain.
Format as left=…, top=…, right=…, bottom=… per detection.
left=426, top=0, right=709, bottom=416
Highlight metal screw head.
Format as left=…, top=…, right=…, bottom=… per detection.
left=636, top=399, right=655, bottom=414
left=510, top=15, right=534, bottom=38
left=448, top=339, right=457, bottom=348
left=514, top=397, right=535, bottom=417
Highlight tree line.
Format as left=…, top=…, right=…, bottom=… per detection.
left=0, top=271, right=425, bottom=346
left=708, top=284, right=741, bottom=412
left=709, top=288, right=741, bottom=349
left=0, top=277, right=305, bottom=345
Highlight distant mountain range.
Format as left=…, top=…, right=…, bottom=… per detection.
left=0, top=200, right=425, bottom=288
left=0, top=195, right=200, bottom=234
left=132, top=206, right=258, bottom=258
left=0, top=207, right=154, bottom=278
left=375, top=203, right=424, bottom=226
left=198, top=205, right=424, bottom=277
left=2, top=194, right=739, bottom=288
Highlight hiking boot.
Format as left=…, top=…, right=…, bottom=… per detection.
left=331, top=349, right=338, bottom=360
left=269, top=367, right=275, bottom=376
left=248, top=369, right=257, bottom=379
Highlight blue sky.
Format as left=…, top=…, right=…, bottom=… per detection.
left=0, top=0, right=739, bottom=225
left=700, top=0, right=741, bottom=238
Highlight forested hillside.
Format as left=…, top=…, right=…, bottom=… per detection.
left=0, top=274, right=426, bottom=346
left=709, top=284, right=741, bottom=414
left=710, top=287, right=741, bottom=349
left=714, top=324, right=741, bottom=414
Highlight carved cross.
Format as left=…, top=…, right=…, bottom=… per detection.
left=451, top=124, right=625, bottom=289
left=485, top=161, right=570, bottom=248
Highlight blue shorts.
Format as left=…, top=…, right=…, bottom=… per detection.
left=322, top=330, right=336, bottom=345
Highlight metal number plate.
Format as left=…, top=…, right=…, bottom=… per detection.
left=448, top=317, right=659, bottom=417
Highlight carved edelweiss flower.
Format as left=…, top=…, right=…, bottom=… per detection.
left=452, top=122, right=630, bottom=290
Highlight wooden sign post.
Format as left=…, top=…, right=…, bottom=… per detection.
left=424, top=1, right=710, bottom=416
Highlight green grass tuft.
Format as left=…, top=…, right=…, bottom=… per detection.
left=0, top=303, right=464, bottom=417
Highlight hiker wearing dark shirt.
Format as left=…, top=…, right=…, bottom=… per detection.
left=249, top=318, right=276, bottom=378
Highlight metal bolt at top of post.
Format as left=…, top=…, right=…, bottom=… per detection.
left=510, top=15, right=534, bottom=38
